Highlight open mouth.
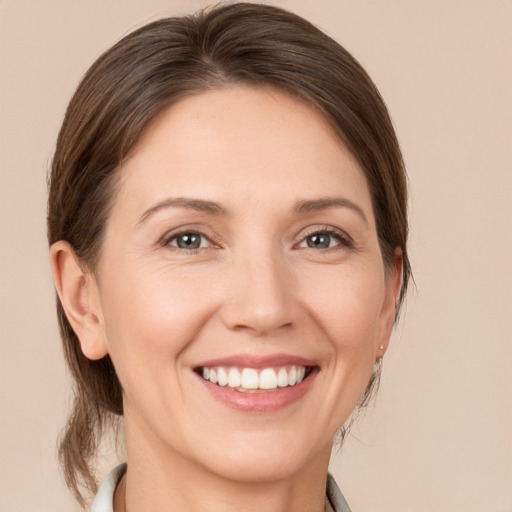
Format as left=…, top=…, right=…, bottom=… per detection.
left=194, top=365, right=315, bottom=393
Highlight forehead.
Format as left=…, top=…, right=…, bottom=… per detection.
left=116, top=86, right=374, bottom=220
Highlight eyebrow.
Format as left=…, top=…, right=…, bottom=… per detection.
left=293, top=197, right=369, bottom=225
left=137, top=196, right=368, bottom=226
left=137, top=197, right=226, bottom=225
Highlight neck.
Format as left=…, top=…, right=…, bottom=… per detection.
left=115, top=424, right=332, bottom=512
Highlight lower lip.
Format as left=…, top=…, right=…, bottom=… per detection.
left=195, top=370, right=317, bottom=413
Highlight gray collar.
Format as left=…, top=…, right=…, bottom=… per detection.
left=326, top=473, right=352, bottom=512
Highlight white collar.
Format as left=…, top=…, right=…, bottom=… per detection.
left=90, top=463, right=126, bottom=512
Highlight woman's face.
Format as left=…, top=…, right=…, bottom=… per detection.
left=90, top=86, right=399, bottom=482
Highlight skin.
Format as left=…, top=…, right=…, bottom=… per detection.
left=51, top=86, right=401, bottom=512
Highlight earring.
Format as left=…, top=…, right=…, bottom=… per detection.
left=379, top=345, right=384, bottom=350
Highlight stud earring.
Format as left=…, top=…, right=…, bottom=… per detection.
left=379, top=345, right=384, bottom=351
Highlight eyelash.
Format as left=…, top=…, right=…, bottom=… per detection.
left=161, top=226, right=353, bottom=254
left=296, top=226, right=353, bottom=251
left=162, top=230, right=215, bottom=254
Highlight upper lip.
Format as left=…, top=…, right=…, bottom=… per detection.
left=194, top=353, right=318, bottom=369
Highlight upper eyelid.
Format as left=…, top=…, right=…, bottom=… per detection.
left=158, top=224, right=353, bottom=248
left=296, top=225, right=353, bottom=243
left=167, top=232, right=209, bottom=245
left=160, top=227, right=218, bottom=247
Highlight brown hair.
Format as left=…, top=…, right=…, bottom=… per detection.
left=47, top=2, right=410, bottom=506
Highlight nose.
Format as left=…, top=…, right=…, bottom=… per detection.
left=219, top=248, right=297, bottom=337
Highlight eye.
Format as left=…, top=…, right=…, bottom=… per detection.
left=297, top=228, right=351, bottom=250
left=166, top=232, right=210, bottom=250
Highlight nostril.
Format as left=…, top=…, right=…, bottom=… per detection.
left=230, top=320, right=294, bottom=336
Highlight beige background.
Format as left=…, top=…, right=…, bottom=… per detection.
left=1, top=0, right=511, bottom=510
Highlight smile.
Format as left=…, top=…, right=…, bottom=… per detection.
left=198, top=366, right=310, bottom=392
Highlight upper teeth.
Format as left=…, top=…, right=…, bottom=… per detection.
left=201, top=366, right=307, bottom=391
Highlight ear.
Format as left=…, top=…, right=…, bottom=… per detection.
left=49, top=241, right=108, bottom=360
left=376, top=248, right=403, bottom=358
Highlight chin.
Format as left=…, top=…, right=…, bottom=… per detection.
left=192, top=430, right=331, bottom=484
left=205, top=453, right=311, bottom=484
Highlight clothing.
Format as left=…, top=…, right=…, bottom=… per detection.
left=91, top=463, right=352, bottom=512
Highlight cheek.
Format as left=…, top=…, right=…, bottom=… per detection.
left=99, top=264, right=218, bottom=376
left=293, top=263, right=386, bottom=431
left=303, top=262, right=385, bottom=349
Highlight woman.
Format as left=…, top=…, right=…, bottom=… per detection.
left=48, top=3, right=410, bottom=511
